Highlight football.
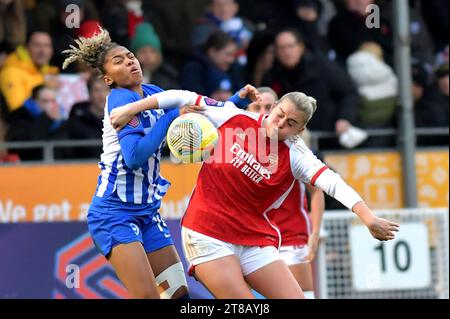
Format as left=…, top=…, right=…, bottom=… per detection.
left=167, top=113, right=218, bottom=163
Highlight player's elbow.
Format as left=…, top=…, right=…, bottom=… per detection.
left=123, top=156, right=143, bottom=170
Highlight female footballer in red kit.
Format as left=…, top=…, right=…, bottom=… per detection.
left=109, top=88, right=400, bottom=299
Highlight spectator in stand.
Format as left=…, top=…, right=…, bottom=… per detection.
left=130, top=22, right=180, bottom=90
left=415, top=62, right=449, bottom=146
left=262, top=28, right=359, bottom=149
left=63, top=77, right=109, bottom=159
left=0, top=30, right=59, bottom=112
left=346, top=42, right=398, bottom=147
left=0, top=0, right=26, bottom=68
left=180, top=30, right=244, bottom=101
left=328, top=0, right=393, bottom=66
left=420, top=0, right=449, bottom=54
left=141, top=0, right=210, bottom=68
left=5, top=85, right=66, bottom=161
left=35, top=0, right=99, bottom=73
left=100, top=0, right=151, bottom=49
left=245, top=30, right=275, bottom=87
left=289, top=0, right=329, bottom=54
left=191, top=0, right=253, bottom=65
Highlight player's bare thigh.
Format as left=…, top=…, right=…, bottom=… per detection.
left=109, top=242, right=160, bottom=298
left=288, top=262, right=314, bottom=291
left=245, top=260, right=305, bottom=299
left=194, top=255, right=255, bottom=299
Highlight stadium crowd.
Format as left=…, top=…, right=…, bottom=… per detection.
left=0, top=0, right=448, bottom=163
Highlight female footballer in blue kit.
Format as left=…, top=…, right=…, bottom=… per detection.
left=61, top=27, right=205, bottom=299
left=62, top=26, right=257, bottom=299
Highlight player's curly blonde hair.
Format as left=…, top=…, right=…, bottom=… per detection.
left=62, top=26, right=118, bottom=75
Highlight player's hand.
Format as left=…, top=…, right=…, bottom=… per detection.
left=306, top=232, right=320, bottom=262
left=366, top=217, right=400, bottom=241
left=239, top=84, right=262, bottom=103
left=179, top=104, right=205, bottom=115
left=110, top=105, right=135, bottom=131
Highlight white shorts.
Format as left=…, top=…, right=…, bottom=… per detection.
left=181, top=227, right=280, bottom=276
left=279, top=245, right=310, bottom=266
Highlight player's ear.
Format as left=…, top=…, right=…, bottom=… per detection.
left=103, top=75, right=114, bottom=87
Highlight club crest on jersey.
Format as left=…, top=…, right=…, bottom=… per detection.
left=128, top=116, right=141, bottom=128
left=204, top=97, right=224, bottom=107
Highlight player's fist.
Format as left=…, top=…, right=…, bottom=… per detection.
left=239, top=84, right=262, bottom=103
left=110, top=105, right=134, bottom=131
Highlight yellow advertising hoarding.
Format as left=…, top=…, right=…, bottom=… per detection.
left=324, top=149, right=449, bottom=209
left=0, top=162, right=201, bottom=223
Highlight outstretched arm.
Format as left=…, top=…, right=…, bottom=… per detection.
left=291, top=139, right=399, bottom=241
left=110, top=85, right=261, bottom=131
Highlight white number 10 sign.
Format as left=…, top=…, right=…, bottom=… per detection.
left=350, top=223, right=431, bottom=291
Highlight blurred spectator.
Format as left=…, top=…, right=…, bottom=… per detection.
left=47, top=0, right=99, bottom=73
left=180, top=31, right=244, bottom=101
left=0, top=0, right=26, bottom=68
left=142, top=0, right=210, bottom=67
left=247, top=86, right=278, bottom=115
left=411, top=59, right=430, bottom=104
left=347, top=42, right=398, bottom=128
left=328, top=0, right=393, bottom=66
left=415, top=62, right=449, bottom=146
left=420, top=0, right=449, bottom=54
left=383, top=0, right=435, bottom=67
left=435, top=45, right=449, bottom=71
left=0, top=93, right=19, bottom=163
left=5, top=85, right=66, bottom=161
left=262, top=28, right=359, bottom=149
left=346, top=43, right=398, bottom=147
left=101, top=0, right=151, bottom=48
left=63, top=77, right=109, bottom=159
left=245, top=30, right=275, bottom=87
left=0, top=30, right=59, bottom=112
left=131, top=22, right=180, bottom=89
left=236, top=0, right=291, bottom=30
left=289, top=0, right=329, bottom=53
left=191, top=0, right=253, bottom=65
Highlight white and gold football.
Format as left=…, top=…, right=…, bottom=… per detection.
left=167, top=113, right=218, bottom=163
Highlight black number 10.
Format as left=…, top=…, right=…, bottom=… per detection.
left=374, top=241, right=411, bottom=272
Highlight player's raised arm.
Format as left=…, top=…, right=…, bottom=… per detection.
left=110, top=90, right=204, bottom=130
left=110, top=86, right=260, bottom=131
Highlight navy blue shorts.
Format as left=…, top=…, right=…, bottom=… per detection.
left=87, top=196, right=174, bottom=258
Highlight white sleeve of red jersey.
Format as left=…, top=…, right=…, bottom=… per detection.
left=155, top=90, right=256, bottom=128
left=289, top=138, right=363, bottom=210
left=195, top=96, right=258, bottom=128
left=154, top=90, right=199, bottom=109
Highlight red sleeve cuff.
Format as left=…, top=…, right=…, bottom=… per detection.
left=311, top=166, right=328, bottom=186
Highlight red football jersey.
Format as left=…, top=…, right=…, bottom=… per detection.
left=181, top=100, right=327, bottom=248
left=268, top=181, right=311, bottom=246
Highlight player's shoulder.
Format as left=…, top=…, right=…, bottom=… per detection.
left=285, top=136, right=311, bottom=155
left=142, top=83, right=164, bottom=95
left=107, top=88, right=140, bottom=113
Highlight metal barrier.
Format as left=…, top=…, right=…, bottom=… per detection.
left=0, top=127, right=448, bottom=163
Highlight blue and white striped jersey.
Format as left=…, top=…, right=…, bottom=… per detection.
left=95, top=84, right=170, bottom=205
